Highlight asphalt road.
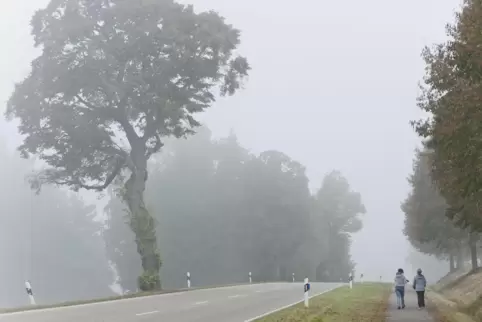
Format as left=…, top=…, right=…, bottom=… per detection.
left=0, top=283, right=342, bottom=322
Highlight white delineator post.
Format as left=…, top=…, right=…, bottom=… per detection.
left=292, top=273, right=295, bottom=282
left=25, top=281, right=36, bottom=305
left=360, top=273, right=364, bottom=284
left=303, top=278, right=310, bottom=308
left=349, top=273, right=353, bottom=289
left=187, top=272, right=191, bottom=289
left=249, top=272, right=252, bottom=284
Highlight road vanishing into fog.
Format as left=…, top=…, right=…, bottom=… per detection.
left=0, top=283, right=342, bottom=322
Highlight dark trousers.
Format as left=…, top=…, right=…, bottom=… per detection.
left=416, top=290, right=425, bottom=307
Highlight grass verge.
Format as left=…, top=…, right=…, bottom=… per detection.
left=255, top=283, right=391, bottom=322
left=0, top=282, right=258, bottom=314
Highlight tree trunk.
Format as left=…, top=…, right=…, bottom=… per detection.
left=449, top=253, right=455, bottom=272
left=124, top=163, right=161, bottom=291
left=469, top=233, right=478, bottom=271
left=456, top=243, right=464, bottom=269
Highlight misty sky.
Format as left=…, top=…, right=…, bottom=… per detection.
left=0, top=0, right=461, bottom=281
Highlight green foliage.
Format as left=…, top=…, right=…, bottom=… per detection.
left=312, top=171, right=366, bottom=282
left=7, top=0, right=249, bottom=289
left=413, top=0, right=482, bottom=232
left=401, top=150, right=466, bottom=259
left=255, top=283, right=390, bottom=322
left=409, top=0, right=482, bottom=271
left=138, top=272, right=161, bottom=292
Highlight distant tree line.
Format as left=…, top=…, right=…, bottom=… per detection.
left=0, top=126, right=365, bottom=308
left=0, top=142, right=113, bottom=308
left=403, top=0, right=482, bottom=273
left=104, top=127, right=366, bottom=291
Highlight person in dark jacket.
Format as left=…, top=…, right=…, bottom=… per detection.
left=413, top=268, right=427, bottom=309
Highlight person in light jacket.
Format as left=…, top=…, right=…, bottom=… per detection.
left=413, top=268, right=427, bottom=309
left=394, top=268, right=408, bottom=309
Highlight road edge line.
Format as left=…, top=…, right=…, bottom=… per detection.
left=244, top=285, right=342, bottom=322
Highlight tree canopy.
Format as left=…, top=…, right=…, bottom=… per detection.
left=413, top=0, right=482, bottom=231
left=409, top=0, right=482, bottom=271
left=402, top=150, right=468, bottom=270
left=7, top=0, right=249, bottom=290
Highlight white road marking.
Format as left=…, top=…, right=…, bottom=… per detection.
left=228, top=294, right=247, bottom=299
left=243, top=286, right=342, bottom=322
left=194, top=301, right=209, bottom=305
left=135, top=310, right=159, bottom=316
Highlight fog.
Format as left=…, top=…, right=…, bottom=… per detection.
left=0, top=0, right=460, bottom=308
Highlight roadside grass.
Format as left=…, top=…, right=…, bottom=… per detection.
left=427, top=296, right=476, bottom=322
left=255, top=283, right=391, bottom=322
left=0, top=282, right=259, bottom=314
left=427, top=268, right=482, bottom=322
left=427, top=290, right=477, bottom=322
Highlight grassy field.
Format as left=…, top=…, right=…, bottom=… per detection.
left=255, top=283, right=391, bottom=322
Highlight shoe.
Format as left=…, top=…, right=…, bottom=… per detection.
left=398, top=306, right=401, bottom=310
left=402, top=305, right=405, bottom=309
left=418, top=307, right=421, bottom=310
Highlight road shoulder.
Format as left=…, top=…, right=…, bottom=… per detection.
left=253, top=282, right=390, bottom=322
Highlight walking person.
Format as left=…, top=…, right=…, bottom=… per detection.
left=394, top=268, right=408, bottom=309
left=413, top=268, right=427, bottom=309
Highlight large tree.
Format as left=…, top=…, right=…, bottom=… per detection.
left=239, top=150, right=313, bottom=281
left=312, top=171, right=366, bottom=282
left=402, top=150, right=468, bottom=270
left=412, top=0, right=482, bottom=270
left=413, top=0, right=482, bottom=233
left=7, top=0, right=249, bottom=290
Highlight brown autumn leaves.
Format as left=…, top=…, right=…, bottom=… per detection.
left=413, top=0, right=482, bottom=232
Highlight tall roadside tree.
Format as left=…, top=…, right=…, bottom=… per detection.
left=312, top=171, right=365, bottom=282
left=240, top=151, right=312, bottom=281
left=412, top=0, right=482, bottom=269
left=402, top=150, right=468, bottom=271
left=7, top=0, right=249, bottom=290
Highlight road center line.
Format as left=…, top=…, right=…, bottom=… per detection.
left=135, top=310, right=159, bottom=316
left=194, top=301, right=209, bottom=305
left=228, top=294, right=247, bottom=299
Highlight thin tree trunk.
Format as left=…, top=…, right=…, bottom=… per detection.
left=469, top=233, right=478, bottom=271
left=449, top=253, right=455, bottom=272
left=456, top=243, right=464, bottom=269
left=124, top=163, right=161, bottom=290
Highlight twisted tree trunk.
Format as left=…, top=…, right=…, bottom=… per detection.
left=123, top=148, right=161, bottom=291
